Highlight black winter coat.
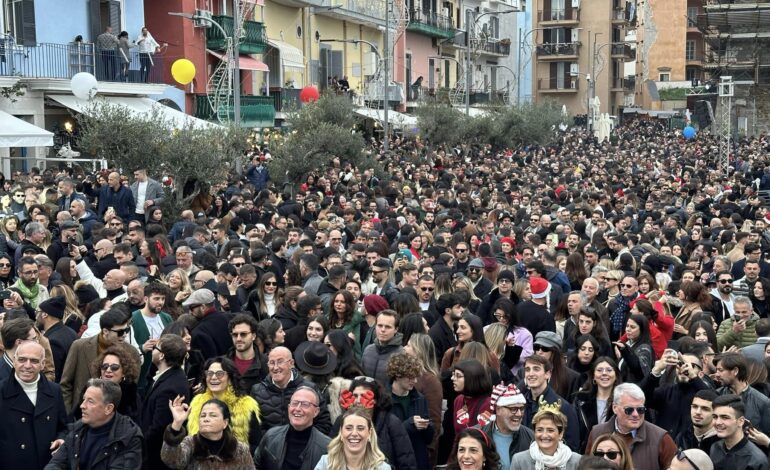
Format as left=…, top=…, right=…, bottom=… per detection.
left=190, top=309, right=234, bottom=360
left=140, top=367, right=191, bottom=470
left=331, top=410, right=418, bottom=470
left=254, top=424, right=331, bottom=470
left=389, top=388, right=435, bottom=470
left=0, top=375, right=69, bottom=470
left=250, top=370, right=331, bottom=434
left=44, top=413, right=143, bottom=470
left=44, top=322, right=77, bottom=383
left=573, top=389, right=615, bottom=452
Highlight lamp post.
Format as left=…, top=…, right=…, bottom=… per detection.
left=428, top=55, right=463, bottom=97
left=467, top=8, right=520, bottom=116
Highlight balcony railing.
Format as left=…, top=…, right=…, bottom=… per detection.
left=194, top=94, right=275, bottom=127
left=269, top=87, right=302, bottom=113
left=537, top=42, right=581, bottom=57
left=538, top=77, right=579, bottom=91
left=407, top=9, right=456, bottom=39
left=624, top=77, right=636, bottom=90
left=537, top=9, right=580, bottom=22
left=611, top=43, right=634, bottom=60
left=206, top=15, right=268, bottom=54
left=471, top=38, right=511, bottom=56
left=612, top=8, right=629, bottom=22
left=0, top=40, right=167, bottom=84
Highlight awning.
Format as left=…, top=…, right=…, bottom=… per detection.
left=0, top=110, right=54, bottom=147
left=354, top=108, right=418, bottom=129
left=267, top=39, right=305, bottom=69
left=207, top=50, right=270, bottom=72
left=48, top=95, right=221, bottom=129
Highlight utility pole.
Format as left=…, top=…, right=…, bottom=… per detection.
left=233, top=0, right=242, bottom=173
left=383, top=0, right=390, bottom=151
left=465, top=13, right=473, bottom=116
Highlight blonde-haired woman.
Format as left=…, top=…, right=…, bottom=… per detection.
left=314, top=408, right=391, bottom=470
left=50, top=283, right=85, bottom=333
left=405, top=333, right=442, bottom=467
left=510, top=409, right=581, bottom=470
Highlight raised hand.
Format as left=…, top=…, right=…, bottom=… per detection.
left=169, top=395, right=190, bottom=431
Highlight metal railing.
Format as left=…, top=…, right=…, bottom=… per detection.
left=206, top=15, right=268, bottom=54
left=537, top=9, right=580, bottom=22
left=537, top=42, right=580, bottom=56
left=611, top=43, right=634, bottom=59
left=409, top=9, right=453, bottom=30
left=538, top=77, right=579, bottom=90
left=471, top=38, right=512, bottom=55
left=335, top=0, right=386, bottom=20
left=269, top=87, right=302, bottom=112
left=0, top=39, right=167, bottom=83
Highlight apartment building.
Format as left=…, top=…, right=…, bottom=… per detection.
left=532, top=0, right=633, bottom=116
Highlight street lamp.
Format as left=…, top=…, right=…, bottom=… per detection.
left=467, top=8, right=521, bottom=116
left=570, top=71, right=592, bottom=130
left=170, top=5, right=242, bottom=173
left=428, top=55, right=463, bottom=97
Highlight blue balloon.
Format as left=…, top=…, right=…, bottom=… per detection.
left=683, top=126, right=696, bottom=139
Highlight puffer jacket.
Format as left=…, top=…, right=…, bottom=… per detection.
left=160, top=426, right=254, bottom=470
left=717, top=313, right=761, bottom=349
left=361, top=332, right=404, bottom=384
left=44, top=413, right=143, bottom=470
left=331, top=410, right=417, bottom=470
left=250, top=370, right=331, bottom=434
left=254, top=424, right=331, bottom=470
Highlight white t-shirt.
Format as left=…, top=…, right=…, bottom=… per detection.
left=135, top=181, right=148, bottom=214
left=144, top=313, right=164, bottom=339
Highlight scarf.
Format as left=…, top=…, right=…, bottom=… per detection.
left=610, top=295, right=631, bottom=336
left=14, top=279, right=41, bottom=308
left=187, top=385, right=260, bottom=444
left=528, top=441, right=574, bottom=470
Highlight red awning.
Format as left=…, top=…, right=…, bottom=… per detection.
left=208, top=50, right=269, bottom=72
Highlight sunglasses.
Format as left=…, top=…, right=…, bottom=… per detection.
left=265, top=281, right=278, bottom=286
left=533, top=344, right=551, bottom=352
left=620, top=284, right=635, bottom=288
left=622, top=406, right=646, bottom=416
left=456, top=248, right=467, bottom=252
left=676, top=449, right=701, bottom=470
left=110, top=327, right=131, bottom=337
left=718, top=279, right=733, bottom=284
left=100, top=363, right=121, bottom=372
left=421, top=287, right=434, bottom=292
left=593, top=451, right=620, bottom=460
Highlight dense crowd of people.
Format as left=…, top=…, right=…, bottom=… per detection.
left=1, top=120, right=770, bottom=470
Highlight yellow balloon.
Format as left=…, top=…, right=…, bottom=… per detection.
left=171, top=59, right=196, bottom=85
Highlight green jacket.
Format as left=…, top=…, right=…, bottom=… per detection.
left=131, top=309, right=173, bottom=390
left=717, top=313, right=759, bottom=350
left=340, top=310, right=365, bottom=360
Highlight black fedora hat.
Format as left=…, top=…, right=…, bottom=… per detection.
left=294, top=341, right=337, bottom=376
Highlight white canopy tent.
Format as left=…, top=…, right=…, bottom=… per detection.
left=0, top=110, right=54, bottom=148
left=354, top=108, right=418, bottom=129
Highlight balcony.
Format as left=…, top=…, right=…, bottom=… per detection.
left=194, top=94, right=276, bottom=128
left=624, top=76, right=636, bottom=90
left=611, top=78, right=626, bottom=90
left=0, top=41, right=168, bottom=85
left=471, top=38, right=512, bottom=56
left=314, top=0, right=386, bottom=27
left=206, top=15, right=268, bottom=55
left=686, top=52, right=705, bottom=66
left=536, top=42, right=581, bottom=60
left=407, top=9, right=456, bottom=39
left=610, top=43, right=635, bottom=60
left=538, top=9, right=580, bottom=25
left=269, top=87, right=302, bottom=113
left=612, top=8, right=630, bottom=24
left=538, top=77, right=579, bottom=92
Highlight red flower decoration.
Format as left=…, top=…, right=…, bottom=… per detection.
left=359, top=390, right=376, bottom=409
left=339, top=390, right=356, bottom=410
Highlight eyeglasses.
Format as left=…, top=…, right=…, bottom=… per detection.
left=499, top=405, right=525, bottom=414
left=205, top=370, right=227, bottom=379
left=622, top=406, right=646, bottom=416
left=100, top=363, right=121, bottom=372
left=289, top=399, right=319, bottom=410
left=456, top=248, right=467, bottom=252
left=593, top=450, right=620, bottom=460
left=421, top=287, right=434, bottom=292
left=110, top=327, right=131, bottom=337
left=21, top=270, right=39, bottom=276
left=265, top=281, right=277, bottom=286
left=533, top=345, right=551, bottom=352
left=267, top=358, right=289, bottom=368
left=718, top=279, right=733, bottom=284
left=231, top=331, right=253, bottom=338
left=0, top=263, right=11, bottom=268
left=676, top=449, right=701, bottom=470
left=371, top=269, right=387, bottom=274
left=620, top=283, right=635, bottom=288
left=468, top=268, right=481, bottom=273
left=595, top=367, right=615, bottom=374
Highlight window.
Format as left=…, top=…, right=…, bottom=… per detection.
left=686, top=40, right=696, bottom=60
left=687, top=7, right=698, bottom=27
left=659, top=72, right=670, bottom=82
left=2, top=0, right=36, bottom=46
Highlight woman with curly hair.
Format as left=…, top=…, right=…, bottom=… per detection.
left=317, top=408, right=390, bottom=470
left=187, top=357, right=262, bottom=453
left=674, top=281, right=711, bottom=335
left=77, top=342, right=141, bottom=422
left=256, top=318, right=285, bottom=354
left=750, top=277, right=770, bottom=319
left=688, top=319, right=718, bottom=352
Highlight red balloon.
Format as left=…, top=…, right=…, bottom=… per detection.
left=299, top=86, right=320, bottom=103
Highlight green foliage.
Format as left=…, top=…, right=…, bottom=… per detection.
left=659, top=87, right=687, bottom=101
left=271, top=92, right=366, bottom=184
left=416, top=101, right=562, bottom=150
left=76, top=101, right=250, bottom=213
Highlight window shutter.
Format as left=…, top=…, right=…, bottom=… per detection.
left=16, top=0, right=37, bottom=46
left=109, top=0, right=121, bottom=30
left=89, top=0, right=102, bottom=42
